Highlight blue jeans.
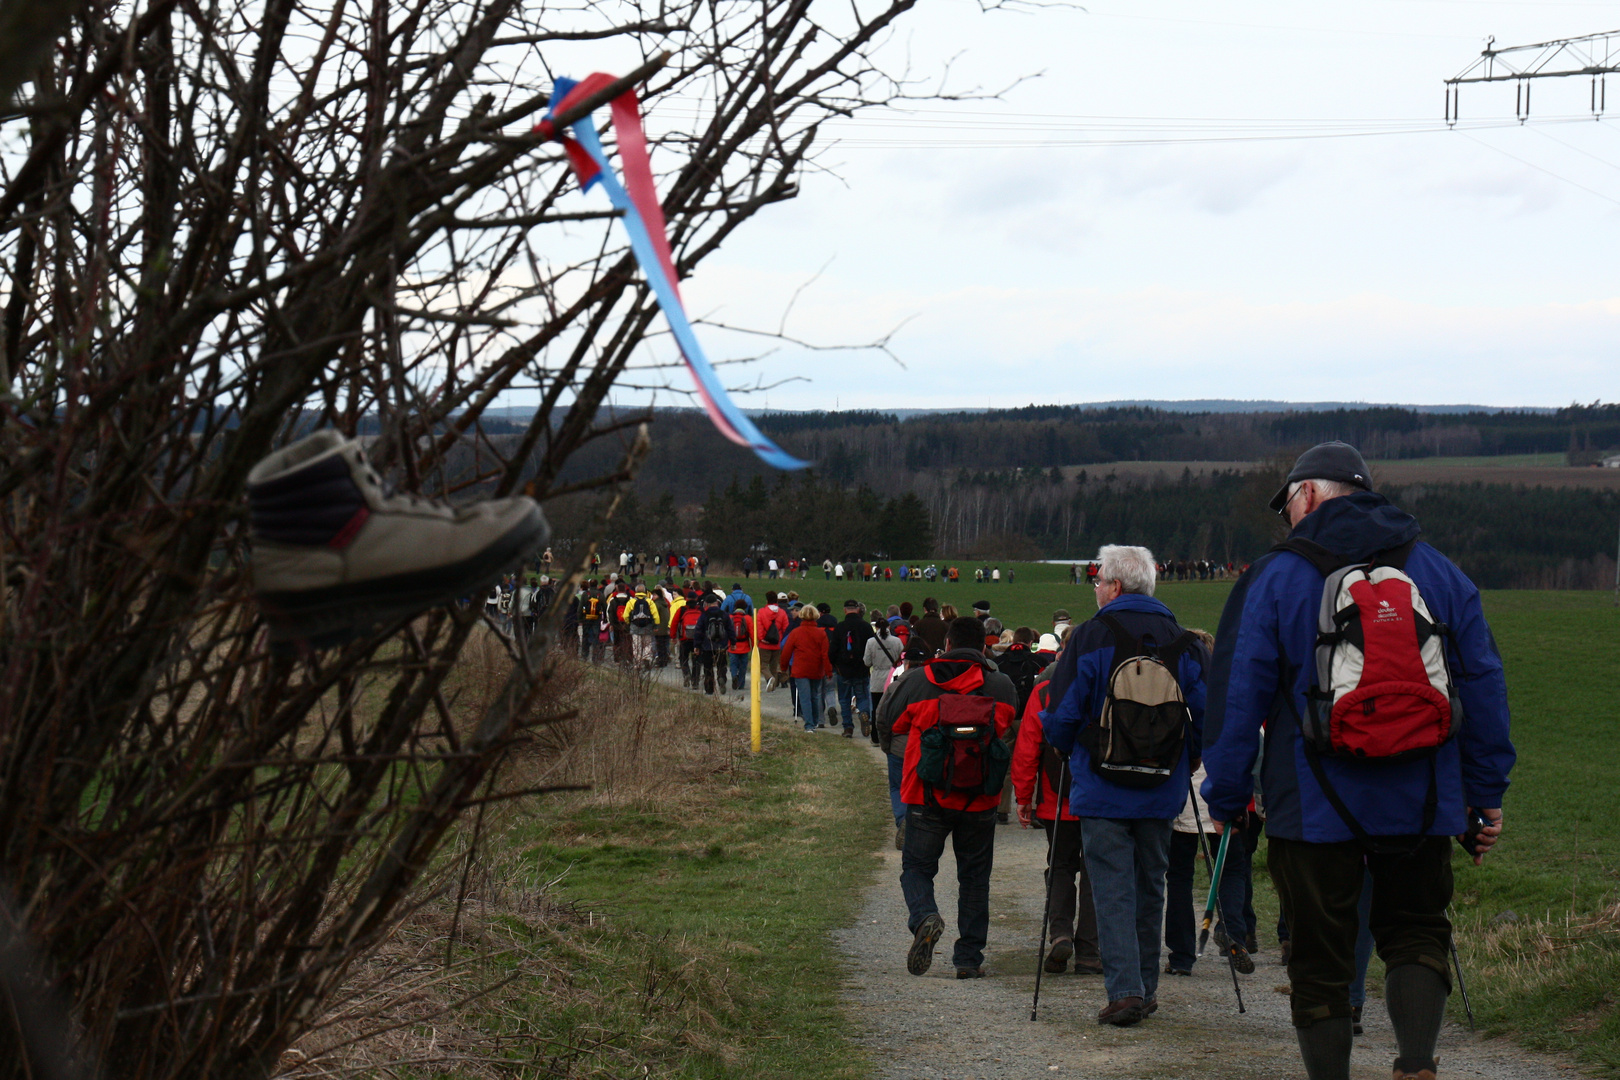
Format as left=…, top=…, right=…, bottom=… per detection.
left=1081, top=816, right=1172, bottom=1003
left=887, top=751, right=905, bottom=825
left=836, top=673, right=871, bottom=730
left=729, top=652, right=749, bottom=692
left=1213, top=824, right=1253, bottom=947
left=900, top=804, right=998, bottom=969
left=793, top=677, right=824, bottom=729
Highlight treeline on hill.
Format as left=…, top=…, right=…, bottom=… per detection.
left=674, top=468, right=1615, bottom=590
left=549, top=401, right=1620, bottom=505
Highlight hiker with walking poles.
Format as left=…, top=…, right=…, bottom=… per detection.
left=1012, top=667, right=1102, bottom=979
left=1040, top=544, right=1209, bottom=1027
left=1200, top=442, right=1515, bottom=1080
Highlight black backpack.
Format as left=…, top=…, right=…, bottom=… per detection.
left=1078, top=614, right=1197, bottom=790
left=628, top=596, right=654, bottom=628
left=704, top=611, right=730, bottom=649
left=762, top=613, right=782, bottom=646
left=997, top=648, right=1045, bottom=716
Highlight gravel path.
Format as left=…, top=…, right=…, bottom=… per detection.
left=832, top=743, right=1583, bottom=1080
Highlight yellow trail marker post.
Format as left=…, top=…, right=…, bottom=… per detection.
left=749, top=636, right=762, bottom=753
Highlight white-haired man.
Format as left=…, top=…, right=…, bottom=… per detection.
left=1042, top=544, right=1208, bottom=1026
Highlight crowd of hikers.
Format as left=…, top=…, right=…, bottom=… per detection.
left=538, top=442, right=1514, bottom=1080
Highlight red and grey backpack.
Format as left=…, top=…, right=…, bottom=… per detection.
left=913, top=665, right=1011, bottom=804
left=1276, top=537, right=1464, bottom=838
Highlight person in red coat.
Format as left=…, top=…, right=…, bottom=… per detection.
left=1012, top=670, right=1102, bottom=974
left=779, top=604, right=832, bottom=731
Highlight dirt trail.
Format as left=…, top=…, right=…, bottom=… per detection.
left=833, top=743, right=1582, bottom=1080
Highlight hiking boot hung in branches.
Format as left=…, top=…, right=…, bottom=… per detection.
left=248, top=430, right=549, bottom=653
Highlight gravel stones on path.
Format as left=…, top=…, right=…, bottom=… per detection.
left=834, top=744, right=1581, bottom=1080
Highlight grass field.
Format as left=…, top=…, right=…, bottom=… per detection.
left=733, top=559, right=1233, bottom=638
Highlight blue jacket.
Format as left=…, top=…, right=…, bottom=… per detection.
left=1041, top=594, right=1208, bottom=820
left=1200, top=492, right=1515, bottom=843
left=721, top=587, right=754, bottom=615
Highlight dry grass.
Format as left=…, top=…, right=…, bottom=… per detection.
left=279, top=640, right=762, bottom=1079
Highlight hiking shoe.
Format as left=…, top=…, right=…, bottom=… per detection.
left=1074, top=955, right=1104, bottom=975
left=249, top=430, right=548, bottom=654
left=1165, top=964, right=1192, bottom=976
left=1392, top=1061, right=1437, bottom=1080
left=841, top=727, right=853, bottom=739
left=1044, top=938, right=1074, bottom=974
left=907, top=914, right=945, bottom=976
left=1245, top=931, right=1259, bottom=953
left=1144, top=996, right=1158, bottom=1016
left=1278, top=940, right=1292, bottom=966
left=895, top=821, right=906, bottom=851
left=859, top=712, right=871, bottom=737
left=1352, top=1004, right=1364, bottom=1036
left=1096, top=997, right=1144, bottom=1026
left=826, top=706, right=840, bottom=726
left=955, top=966, right=987, bottom=979
left=1226, top=943, right=1256, bottom=974
left=1213, top=926, right=1231, bottom=952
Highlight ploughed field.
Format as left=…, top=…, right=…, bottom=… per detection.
left=1047, top=456, right=1620, bottom=491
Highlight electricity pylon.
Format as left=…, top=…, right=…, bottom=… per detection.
left=1445, top=30, right=1620, bottom=124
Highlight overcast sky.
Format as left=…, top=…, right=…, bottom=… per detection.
left=604, top=1, right=1620, bottom=412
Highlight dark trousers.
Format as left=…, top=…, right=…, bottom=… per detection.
left=678, top=640, right=696, bottom=686
left=900, top=804, right=998, bottom=969
left=693, top=650, right=725, bottom=694
left=655, top=635, right=670, bottom=667
left=1268, top=835, right=1453, bottom=1028
left=1164, top=829, right=1248, bottom=970
left=1037, top=817, right=1099, bottom=958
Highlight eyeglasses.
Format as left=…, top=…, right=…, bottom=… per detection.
left=1276, top=484, right=1306, bottom=517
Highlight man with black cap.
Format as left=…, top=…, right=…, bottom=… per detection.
left=1200, top=441, right=1515, bottom=1080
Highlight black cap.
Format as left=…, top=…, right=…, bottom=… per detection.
left=1268, top=441, right=1373, bottom=511
left=972, top=600, right=990, bottom=613
left=844, top=599, right=861, bottom=609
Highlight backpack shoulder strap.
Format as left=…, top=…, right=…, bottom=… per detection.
left=1271, top=537, right=1351, bottom=577
left=1096, top=613, right=1139, bottom=671
left=1371, top=538, right=1417, bottom=572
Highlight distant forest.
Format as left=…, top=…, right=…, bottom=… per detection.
left=480, top=402, right=1620, bottom=589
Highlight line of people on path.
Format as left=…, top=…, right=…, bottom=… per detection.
left=871, top=442, right=1515, bottom=1080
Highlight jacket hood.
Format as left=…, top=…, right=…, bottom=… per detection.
left=925, top=653, right=989, bottom=693
left=1289, top=490, right=1420, bottom=563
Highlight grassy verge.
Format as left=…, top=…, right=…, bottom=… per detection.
left=293, top=653, right=888, bottom=1078
left=1448, top=590, right=1620, bottom=1076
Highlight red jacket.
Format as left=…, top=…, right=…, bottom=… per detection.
left=779, top=622, right=832, bottom=679
left=757, top=604, right=790, bottom=651
left=729, top=611, right=754, bottom=655
left=1010, top=675, right=1078, bottom=821
left=888, top=654, right=1017, bottom=812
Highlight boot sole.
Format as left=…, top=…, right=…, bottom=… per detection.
left=259, top=505, right=549, bottom=654
left=907, top=914, right=944, bottom=976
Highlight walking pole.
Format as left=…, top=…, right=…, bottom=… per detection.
left=1447, top=913, right=1476, bottom=1031
left=1030, top=758, right=1069, bottom=1022
left=1196, top=819, right=1246, bottom=1014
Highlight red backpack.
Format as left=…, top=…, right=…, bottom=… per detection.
left=911, top=663, right=1011, bottom=804
left=1277, top=537, right=1461, bottom=839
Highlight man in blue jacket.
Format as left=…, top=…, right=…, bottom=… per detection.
left=1201, top=442, right=1513, bottom=1080
left=1044, top=544, right=1208, bottom=1027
